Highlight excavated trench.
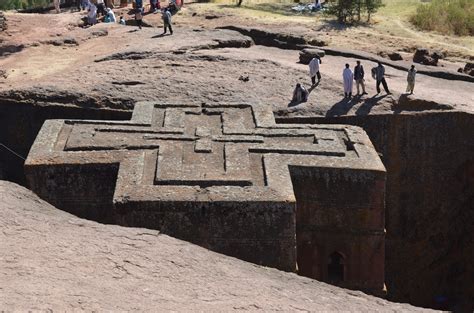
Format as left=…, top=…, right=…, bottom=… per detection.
left=278, top=111, right=474, bottom=312
left=0, top=97, right=131, bottom=184
left=1, top=94, right=473, bottom=311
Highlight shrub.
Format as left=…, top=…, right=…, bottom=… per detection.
left=0, top=0, right=50, bottom=10
left=410, top=0, right=474, bottom=36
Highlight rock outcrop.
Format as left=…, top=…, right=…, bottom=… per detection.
left=0, top=12, right=6, bottom=32
left=299, top=47, right=325, bottom=64
left=413, top=48, right=439, bottom=66
left=459, top=62, right=474, bottom=76
left=0, top=180, right=435, bottom=311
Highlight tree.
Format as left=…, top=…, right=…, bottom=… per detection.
left=326, top=0, right=383, bottom=23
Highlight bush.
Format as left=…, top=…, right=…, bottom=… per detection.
left=410, top=0, right=474, bottom=36
left=0, top=0, right=50, bottom=10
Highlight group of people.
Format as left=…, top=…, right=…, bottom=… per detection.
left=293, top=56, right=418, bottom=104
left=51, top=0, right=175, bottom=34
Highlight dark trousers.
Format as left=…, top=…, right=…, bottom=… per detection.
left=376, top=78, right=390, bottom=94
left=164, top=23, right=173, bottom=34
left=136, top=19, right=142, bottom=29
left=311, top=71, right=321, bottom=85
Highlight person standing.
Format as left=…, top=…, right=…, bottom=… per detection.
left=87, top=3, right=97, bottom=25
left=373, top=62, right=390, bottom=95
left=354, top=60, right=367, bottom=96
left=406, top=65, right=417, bottom=94
left=308, top=56, right=321, bottom=86
left=135, top=8, right=143, bottom=29
left=343, top=64, right=354, bottom=98
left=96, top=0, right=106, bottom=17
left=53, top=0, right=60, bottom=13
left=162, top=8, right=173, bottom=35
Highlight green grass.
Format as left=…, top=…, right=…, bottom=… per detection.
left=410, top=0, right=474, bottom=36
left=378, top=0, right=421, bottom=17
left=0, top=0, right=50, bottom=10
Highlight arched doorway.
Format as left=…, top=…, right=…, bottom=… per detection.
left=328, top=251, right=344, bottom=283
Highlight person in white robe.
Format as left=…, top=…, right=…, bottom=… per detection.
left=343, top=63, right=354, bottom=98
left=406, top=65, right=416, bottom=94
left=106, top=8, right=116, bottom=23
left=308, top=56, right=321, bottom=86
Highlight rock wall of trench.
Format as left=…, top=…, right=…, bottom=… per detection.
left=0, top=100, right=131, bottom=184
left=277, top=111, right=474, bottom=312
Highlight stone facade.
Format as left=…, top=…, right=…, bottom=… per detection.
left=25, top=102, right=386, bottom=294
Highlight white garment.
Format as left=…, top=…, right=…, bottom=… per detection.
left=309, top=58, right=320, bottom=77
left=107, top=8, right=116, bottom=22
left=97, top=0, right=104, bottom=4
left=343, top=68, right=354, bottom=93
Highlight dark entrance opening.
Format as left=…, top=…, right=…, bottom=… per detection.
left=328, top=251, right=344, bottom=283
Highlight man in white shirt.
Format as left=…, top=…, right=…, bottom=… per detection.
left=309, top=56, right=322, bottom=86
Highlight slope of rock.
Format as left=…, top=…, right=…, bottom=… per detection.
left=0, top=180, right=435, bottom=312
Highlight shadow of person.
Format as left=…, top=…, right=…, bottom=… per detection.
left=325, top=97, right=355, bottom=117
left=308, top=81, right=319, bottom=94
left=152, top=33, right=171, bottom=38
left=355, top=94, right=387, bottom=116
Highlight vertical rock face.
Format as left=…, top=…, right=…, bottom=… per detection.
left=277, top=111, right=474, bottom=311
left=0, top=97, right=131, bottom=185
left=381, top=112, right=474, bottom=311
left=292, top=167, right=386, bottom=296
left=24, top=101, right=386, bottom=295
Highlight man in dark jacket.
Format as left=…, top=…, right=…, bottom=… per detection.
left=354, top=60, right=367, bottom=96
left=373, top=62, right=391, bottom=95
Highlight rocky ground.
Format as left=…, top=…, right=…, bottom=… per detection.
left=0, top=180, right=436, bottom=311
left=0, top=6, right=473, bottom=312
left=0, top=10, right=472, bottom=116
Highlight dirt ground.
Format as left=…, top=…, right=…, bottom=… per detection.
left=0, top=8, right=472, bottom=117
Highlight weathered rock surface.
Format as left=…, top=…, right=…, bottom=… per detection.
left=387, top=52, right=403, bottom=61
left=322, top=47, right=474, bottom=82
left=218, top=25, right=327, bottom=50
left=462, top=62, right=474, bottom=76
left=413, top=48, right=438, bottom=66
left=0, top=180, right=434, bottom=312
left=277, top=110, right=474, bottom=312
left=299, top=47, right=325, bottom=64
left=392, top=94, right=454, bottom=112
left=0, top=12, right=6, bottom=32
left=0, top=12, right=473, bottom=311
